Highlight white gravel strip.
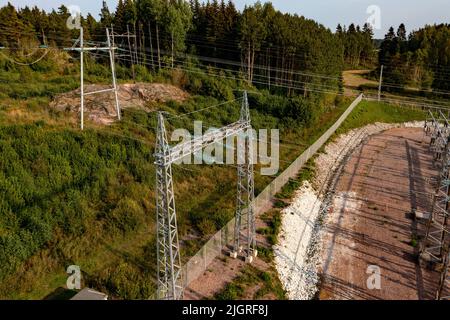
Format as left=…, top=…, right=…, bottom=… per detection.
left=274, top=121, right=424, bottom=300
left=274, top=181, right=322, bottom=300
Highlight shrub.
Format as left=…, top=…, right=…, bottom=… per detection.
left=170, top=68, right=189, bottom=88
left=30, top=56, right=56, bottom=73
left=215, top=283, right=244, bottom=300
left=197, top=218, right=216, bottom=237
left=107, top=198, right=145, bottom=235
left=135, top=65, right=153, bottom=82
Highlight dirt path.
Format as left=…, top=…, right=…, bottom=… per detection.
left=343, top=70, right=378, bottom=96
left=319, top=127, right=440, bottom=300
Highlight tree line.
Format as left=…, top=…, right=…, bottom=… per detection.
left=1, top=1, right=373, bottom=96
left=378, top=23, right=450, bottom=93
left=336, top=23, right=376, bottom=69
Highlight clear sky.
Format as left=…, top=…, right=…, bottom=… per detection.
left=3, top=0, right=450, bottom=38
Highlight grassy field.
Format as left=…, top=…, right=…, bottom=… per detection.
left=337, top=100, right=427, bottom=134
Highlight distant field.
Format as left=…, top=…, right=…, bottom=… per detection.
left=342, top=70, right=378, bottom=96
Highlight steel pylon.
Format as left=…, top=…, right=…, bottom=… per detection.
left=436, top=250, right=450, bottom=300
left=153, top=92, right=255, bottom=299
left=421, top=136, right=450, bottom=261
left=155, top=112, right=183, bottom=300
left=231, top=92, right=257, bottom=262
left=421, top=121, right=450, bottom=300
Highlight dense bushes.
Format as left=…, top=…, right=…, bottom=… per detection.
left=248, top=91, right=320, bottom=126
left=0, top=122, right=155, bottom=283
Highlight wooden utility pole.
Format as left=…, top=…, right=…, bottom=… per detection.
left=127, top=24, right=136, bottom=81
left=171, top=31, right=174, bottom=69
left=378, top=65, right=384, bottom=102
left=156, top=24, right=161, bottom=70
left=148, top=22, right=154, bottom=69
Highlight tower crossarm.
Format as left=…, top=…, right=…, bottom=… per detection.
left=155, top=120, right=251, bottom=165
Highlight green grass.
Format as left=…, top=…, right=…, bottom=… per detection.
left=410, top=233, right=419, bottom=248
left=337, top=100, right=427, bottom=134
left=214, top=264, right=286, bottom=300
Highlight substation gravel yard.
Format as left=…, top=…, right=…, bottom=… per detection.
left=274, top=121, right=432, bottom=300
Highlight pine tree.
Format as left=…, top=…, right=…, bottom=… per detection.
left=0, top=3, right=27, bottom=47
left=114, top=0, right=126, bottom=33
left=239, top=3, right=266, bottom=83
left=100, top=1, right=113, bottom=29
left=397, top=23, right=407, bottom=41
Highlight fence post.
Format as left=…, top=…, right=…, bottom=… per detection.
left=219, top=229, right=222, bottom=255
left=203, top=245, right=207, bottom=271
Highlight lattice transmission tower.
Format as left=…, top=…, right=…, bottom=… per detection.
left=154, top=92, right=256, bottom=300
left=155, top=112, right=183, bottom=300
left=421, top=112, right=450, bottom=300
left=231, top=92, right=257, bottom=263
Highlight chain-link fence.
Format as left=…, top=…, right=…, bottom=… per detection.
left=182, top=94, right=363, bottom=288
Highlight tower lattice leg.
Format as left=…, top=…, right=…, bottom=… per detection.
left=231, top=92, right=256, bottom=262
left=421, top=132, right=450, bottom=300
left=155, top=113, right=183, bottom=300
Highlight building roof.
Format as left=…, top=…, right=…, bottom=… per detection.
left=70, top=288, right=108, bottom=300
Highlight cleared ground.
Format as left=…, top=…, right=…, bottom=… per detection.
left=342, top=70, right=378, bottom=96
left=319, top=127, right=440, bottom=300
left=184, top=213, right=282, bottom=300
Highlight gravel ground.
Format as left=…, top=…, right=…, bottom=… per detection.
left=274, top=121, right=426, bottom=300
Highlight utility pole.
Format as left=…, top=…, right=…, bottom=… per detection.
left=64, top=28, right=121, bottom=130
left=378, top=65, right=384, bottom=102
left=127, top=25, right=136, bottom=81
left=155, top=113, right=183, bottom=300
left=107, top=28, right=121, bottom=120
left=80, top=27, right=84, bottom=130
left=148, top=22, right=155, bottom=69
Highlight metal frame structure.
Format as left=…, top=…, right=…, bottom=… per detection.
left=231, top=95, right=257, bottom=263
left=421, top=111, right=450, bottom=300
left=110, top=25, right=139, bottom=80
left=155, top=112, right=183, bottom=300
left=154, top=92, right=256, bottom=300
left=64, top=27, right=121, bottom=130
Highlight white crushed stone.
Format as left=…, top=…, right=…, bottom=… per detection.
left=274, top=121, right=424, bottom=300
left=274, top=181, right=322, bottom=300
